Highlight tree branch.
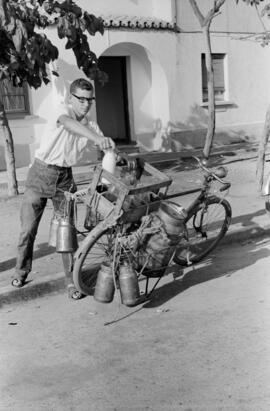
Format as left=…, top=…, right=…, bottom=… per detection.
left=189, top=0, right=205, bottom=27
left=215, top=0, right=226, bottom=11
left=256, top=105, right=270, bottom=190
left=204, top=0, right=226, bottom=25
left=255, top=2, right=267, bottom=31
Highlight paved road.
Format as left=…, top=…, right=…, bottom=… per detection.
left=1, top=237, right=270, bottom=411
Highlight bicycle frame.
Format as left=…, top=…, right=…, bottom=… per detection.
left=160, top=173, right=213, bottom=218
left=184, top=175, right=214, bottom=219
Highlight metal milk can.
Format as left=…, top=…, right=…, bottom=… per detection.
left=157, top=201, right=187, bottom=241
left=94, top=263, right=115, bottom=303
left=48, top=215, right=60, bottom=247
left=56, top=217, right=78, bottom=253
left=119, top=262, right=140, bottom=306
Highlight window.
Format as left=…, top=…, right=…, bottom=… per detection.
left=0, top=78, right=30, bottom=115
left=201, top=53, right=226, bottom=103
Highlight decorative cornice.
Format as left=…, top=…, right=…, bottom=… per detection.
left=101, top=15, right=180, bottom=33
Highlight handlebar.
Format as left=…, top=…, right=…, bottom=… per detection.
left=193, top=156, right=231, bottom=191
left=219, top=183, right=231, bottom=192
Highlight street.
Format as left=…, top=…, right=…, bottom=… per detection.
left=1, top=1, right=269, bottom=409
left=1, top=236, right=270, bottom=411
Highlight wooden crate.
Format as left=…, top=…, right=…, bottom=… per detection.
left=85, top=161, right=172, bottom=222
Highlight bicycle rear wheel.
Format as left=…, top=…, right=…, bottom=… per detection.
left=73, top=223, right=118, bottom=295
left=73, top=221, right=144, bottom=295
left=72, top=216, right=174, bottom=296
left=173, top=195, right=231, bottom=266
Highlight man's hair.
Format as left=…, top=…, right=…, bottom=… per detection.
left=70, top=78, right=93, bottom=94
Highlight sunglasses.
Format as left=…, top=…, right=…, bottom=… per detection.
left=72, top=94, right=96, bottom=103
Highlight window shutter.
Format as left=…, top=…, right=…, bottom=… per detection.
left=201, top=54, right=207, bottom=89
left=212, top=55, right=224, bottom=90
left=0, top=79, right=29, bottom=113
left=201, top=53, right=225, bottom=102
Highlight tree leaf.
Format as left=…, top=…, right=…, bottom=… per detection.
left=83, top=12, right=104, bottom=36
left=42, top=76, right=50, bottom=85
left=0, top=0, right=105, bottom=87
left=12, top=20, right=27, bottom=52
left=0, top=0, right=7, bottom=27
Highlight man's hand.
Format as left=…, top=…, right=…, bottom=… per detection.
left=98, top=137, right=115, bottom=151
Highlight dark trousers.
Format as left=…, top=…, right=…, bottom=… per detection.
left=14, top=159, right=76, bottom=285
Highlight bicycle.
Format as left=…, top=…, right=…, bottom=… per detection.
left=67, top=154, right=232, bottom=300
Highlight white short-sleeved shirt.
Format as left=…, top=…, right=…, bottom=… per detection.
left=35, top=103, right=103, bottom=167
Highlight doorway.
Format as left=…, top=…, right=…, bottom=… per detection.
left=95, top=56, right=131, bottom=144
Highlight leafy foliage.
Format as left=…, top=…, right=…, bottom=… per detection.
left=0, top=0, right=107, bottom=89
left=234, top=0, right=270, bottom=46
left=261, top=2, right=270, bottom=16
left=235, top=0, right=264, bottom=4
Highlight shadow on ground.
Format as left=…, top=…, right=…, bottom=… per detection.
left=0, top=243, right=55, bottom=272
left=231, top=209, right=266, bottom=228
left=142, top=237, right=270, bottom=309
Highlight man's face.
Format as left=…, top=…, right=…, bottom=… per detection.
left=70, top=87, right=95, bottom=119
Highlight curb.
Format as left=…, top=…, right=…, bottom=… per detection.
left=1, top=222, right=270, bottom=308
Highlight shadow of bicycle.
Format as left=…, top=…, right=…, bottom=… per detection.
left=142, top=238, right=270, bottom=309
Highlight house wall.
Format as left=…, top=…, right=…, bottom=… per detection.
left=172, top=0, right=270, bottom=147
left=77, top=0, right=175, bottom=20
left=1, top=0, right=270, bottom=170
left=97, top=31, right=175, bottom=151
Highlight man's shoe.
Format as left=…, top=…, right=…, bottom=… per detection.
left=67, top=284, right=84, bottom=300
left=11, top=278, right=25, bottom=288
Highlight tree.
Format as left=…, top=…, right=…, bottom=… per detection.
left=0, top=0, right=106, bottom=196
left=234, top=0, right=270, bottom=190
left=189, top=0, right=226, bottom=160
left=189, top=0, right=268, bottom=167
left=239, top=0, right=270, bottom=190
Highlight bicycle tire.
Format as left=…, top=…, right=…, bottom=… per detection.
left=72, top=221, right=119, bottom=295
left=173, top=195, right=231, bottom=266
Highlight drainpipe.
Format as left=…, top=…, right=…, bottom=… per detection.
left=173, top=0, right=178, bottom=27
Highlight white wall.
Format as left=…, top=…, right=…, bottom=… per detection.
left=168, top=0, right=270, bottom=146
left=2, top=0, right=270, bottom=169
left=77, top=0, right=174, bottom=20
left=177, top=0, right=270, bottom=32
left=101, top=30, right=175, bottom=150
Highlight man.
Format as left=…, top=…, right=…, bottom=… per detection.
left=12, top=78, right=115, bottom=300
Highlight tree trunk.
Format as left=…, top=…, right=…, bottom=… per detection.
left=203, top=23, right=215, bottom=160
left=189, top=0, right=226, bottom=160
left=0, top=102, right=18, bottom=196
left=256, top=104, right=270, bottom=191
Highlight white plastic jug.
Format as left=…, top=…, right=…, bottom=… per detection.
left=102, top=149, right=116, bottom=184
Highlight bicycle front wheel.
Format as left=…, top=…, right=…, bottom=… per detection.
left=173, top=195, right=231, bottom=266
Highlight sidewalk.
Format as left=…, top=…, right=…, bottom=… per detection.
left=0, top=140, right=262, bottom=192
left=1, top=141, right=270, bottom=307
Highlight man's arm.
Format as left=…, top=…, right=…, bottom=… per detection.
left=58, top=114, right=115, bottom=151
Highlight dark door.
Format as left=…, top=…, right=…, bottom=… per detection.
left=95, top=56, right=130, bottom=144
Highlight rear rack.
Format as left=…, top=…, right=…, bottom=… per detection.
left=84, top=161, right=172, bottom=223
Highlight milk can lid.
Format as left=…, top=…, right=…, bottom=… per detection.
left=160, top=201, right=187, bottom=219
